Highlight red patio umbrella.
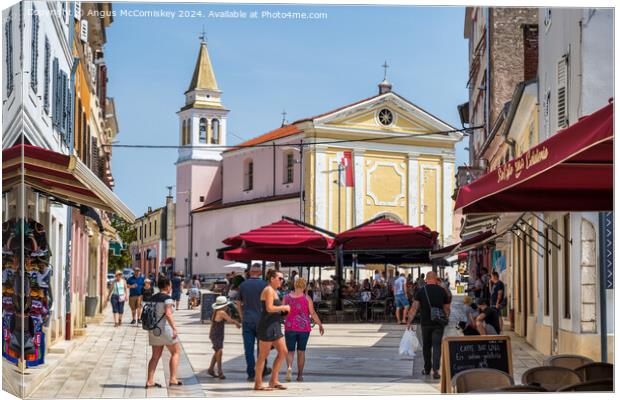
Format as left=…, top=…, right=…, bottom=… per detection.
left=334, top=217, right=438, bottom=250
left=223, top=219, right=333, bottom=248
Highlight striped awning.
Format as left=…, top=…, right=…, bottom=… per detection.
left=2, top=144, right=135, bottom=222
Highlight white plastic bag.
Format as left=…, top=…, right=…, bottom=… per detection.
left=399, top=329, right=419, bottom=357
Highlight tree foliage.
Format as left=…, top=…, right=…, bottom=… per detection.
left=108, top=214, right=136, bottom=272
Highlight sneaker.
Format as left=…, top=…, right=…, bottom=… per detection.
left=130, top=319, right=136, bottom=325
left=432, top=371, right=441, bottom=379
left=285, top=368, right=292, bottom=382
left=137, top=319, right=142, bottom=324
left=421, top=369, right=430, bottom=376
left=246, top=376, right=255, bottom=382
left=262, top=367, right=272, bottom=377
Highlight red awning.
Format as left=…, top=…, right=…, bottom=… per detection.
left=455, top=102, right=613, bottom=214
left=430, top=243, right=459, bottom=260
left=222, top=246, right=334, bottom=265
left=334, top=217, right=438, bottom=250
left=3, top=144, right=135, bottom=222
left=458, top=252, right=469, bottom=261
left=222, top=219, right=334, bottom=248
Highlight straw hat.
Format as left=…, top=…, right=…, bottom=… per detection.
left=211, top=296, right=232, bottom=310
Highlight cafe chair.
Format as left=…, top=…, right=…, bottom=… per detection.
left=574, top=362, right=614, bottom=382
left=469, top=384, right=548, bottom=392
left=317, top=301, right=332, bottom=321
left=343, top=300, right=361, bottom=322
left=558, top=379, right=613, bottom=392
left=452, top=368, right=514, bottom=393
left=544, top=354, right=594, bottom=369
left=370, top=300, right=387, bottom=321
left=521, top=366, right=582, bottom=391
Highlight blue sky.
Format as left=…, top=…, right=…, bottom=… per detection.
left=105, top=3, right=469, bottom=215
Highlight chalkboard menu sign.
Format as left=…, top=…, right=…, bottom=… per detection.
left=440, top=335, right=513, bottom=393
left=200, top=292, right=219, bottom=323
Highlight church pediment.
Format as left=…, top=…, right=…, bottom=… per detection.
left=312, top=92, right=461, bottom=141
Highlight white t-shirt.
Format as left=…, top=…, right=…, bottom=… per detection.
left=393, top=276, right=406, bottom=295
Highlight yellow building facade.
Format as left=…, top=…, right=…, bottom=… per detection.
left=300, top=89, right=461, bottom=245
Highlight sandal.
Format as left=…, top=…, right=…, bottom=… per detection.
left=270, top=384, right=288, bottom=390
left=254, top=386, right=273, bottom=391
left=218, top=374, right=226, bottom=380
left=207, top=369, right=217, bottom=378
left=169, top=381, right=183, bottom=386
left=145, top=383, right=162, bottom=389
left=296, top=376, right=304, bottom=382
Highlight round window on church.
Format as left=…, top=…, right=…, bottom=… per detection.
left=378, top=108, right=394, bottom=126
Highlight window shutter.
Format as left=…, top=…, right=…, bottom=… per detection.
left=557, top=55, right=568, bottom=129
left=60, top=71, right=68, bottom=135
left=91, top=137, right=99, bottom=174
left=52, top=57, right=59, bottom=127
left=5, top=11, right=14, bottom=95
left=65, top=82, right=72, bottom=145
left=30, top=8, right=39, bottom=92
left=43, top=37, right=50, bottom=113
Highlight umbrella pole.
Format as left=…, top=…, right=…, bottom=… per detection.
left=262, top=261, right=266, bottom=280
left=336, top=246, right=343, bottom=311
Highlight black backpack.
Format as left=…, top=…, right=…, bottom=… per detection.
left=141, top=297, right=167, bottom=335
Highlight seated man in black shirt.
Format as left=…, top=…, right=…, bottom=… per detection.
left=475, top=299, right=501, bottom=335
left=405, top=271, right=450, bottom=379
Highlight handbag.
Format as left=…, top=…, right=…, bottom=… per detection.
left=424, top=286, right=448, bottom=326
left=115, top=281, right=126, bottom=302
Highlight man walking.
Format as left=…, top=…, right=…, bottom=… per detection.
left=127, top=267, right=145, bottom=325
left=393, top=272, right=409, bottom=324
left=489, top=271, right=505, bottom=332
left=236, top=263, right=271, bottom=382
left=406, top=271, right=450, bottom=379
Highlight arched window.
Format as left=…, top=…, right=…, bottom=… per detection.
left=181, top=120, right=187, bottom=145
left=211, top=119, right=220, bottom=144
left=199, top=118, right=207, bottom=144
left=244, top=159, right=254, bottom=191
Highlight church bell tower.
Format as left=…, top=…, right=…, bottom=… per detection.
left=175, top=34, right=228, bottom=276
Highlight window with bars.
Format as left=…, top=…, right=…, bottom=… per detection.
left=30, top=5, right=39, bottom=92
left=284, top=153, right=294, bottom=183
left=244, top=160, right=254, bottom=191
left=43, top=37, right=50, bottom=112
left=5, top=10, right=13, bottom=95
left=557, top=55, right=569, bottom=129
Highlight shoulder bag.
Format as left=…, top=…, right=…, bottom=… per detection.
left=424, top=286, right=448, bottom=326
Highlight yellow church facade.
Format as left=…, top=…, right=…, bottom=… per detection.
left=298, top=89, right=461, bottom=245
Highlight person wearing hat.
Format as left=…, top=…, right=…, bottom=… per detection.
left=127, top=267, right=145, bottom=325
left=208, top=296, right=241, bottom=379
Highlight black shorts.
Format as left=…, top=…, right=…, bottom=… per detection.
left=172, top=291, right=181, bottom=301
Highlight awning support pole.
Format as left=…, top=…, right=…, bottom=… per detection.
left=528, top=212, right=572, bottom=245
left=335, top=246, right=343, bottom=311
left=598, top=212, right=608, bottom=362
left=519, top=218, right=561, bottom=250
left=510, top=230, right=544, bottom=258
left=512, top=223, right=548, bottom=253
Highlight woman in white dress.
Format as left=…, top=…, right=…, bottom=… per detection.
left=145, top=277, right=182, bottom=388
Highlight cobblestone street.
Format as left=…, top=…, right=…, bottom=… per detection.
left=26, top=294, right=544, bottom=398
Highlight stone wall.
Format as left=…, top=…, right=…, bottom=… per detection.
left=489, top=8, right=538, bottom=125
left=580, top=218, right=597, bottom=333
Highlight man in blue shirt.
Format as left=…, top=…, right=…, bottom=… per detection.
left=127, top=267, right=145, bottom=325
left=236, top=264, right=271, bottom=381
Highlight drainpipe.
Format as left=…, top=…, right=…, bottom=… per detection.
left=65, top=8, right=80, bottom=340
left=484, top=8, right=491, bottom=161
left=272, top=142, right=276, bottom=196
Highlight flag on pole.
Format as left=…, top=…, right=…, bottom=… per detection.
left=340, top=151, right=354, bottom=187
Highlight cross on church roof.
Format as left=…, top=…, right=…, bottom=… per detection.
left=382, top=60, right=389, bottom=81
left=281, top=109, right=288, bottom=126
left=199, top=25, right=207, bottom=43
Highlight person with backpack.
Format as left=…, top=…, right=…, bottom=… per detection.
left=405, top=271, right=451, bottom=380
left=207, top=296, right=241, bottom=379
left=145, top=277, right=182, bottom=388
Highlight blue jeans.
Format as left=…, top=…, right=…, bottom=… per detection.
left=242, top=321, right=268, bottom=378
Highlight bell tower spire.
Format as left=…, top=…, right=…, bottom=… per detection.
left=177, top=31, right=229, bottom=163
